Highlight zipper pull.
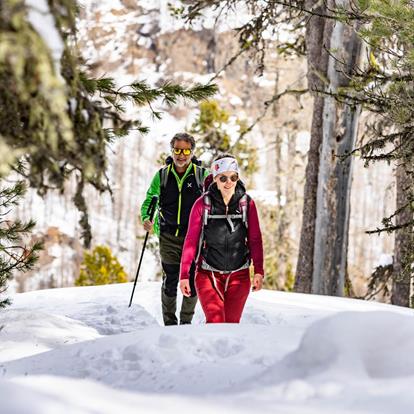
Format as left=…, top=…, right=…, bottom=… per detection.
left=225, top=205, right=228, bottom=216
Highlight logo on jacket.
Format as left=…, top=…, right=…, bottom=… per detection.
left=187, top=182, right=192, bottom=188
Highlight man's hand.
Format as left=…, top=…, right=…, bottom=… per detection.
left=180, top=279, right=191, bottom=297
left=252, top=274, right=264, bottom=292
left=143, top=219, right=153, bottom=232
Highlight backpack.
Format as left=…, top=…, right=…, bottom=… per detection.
left=159, top=158, right=205, bottom=194
left=195, top=191, right=249, bottom=263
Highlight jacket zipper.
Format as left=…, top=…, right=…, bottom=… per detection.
left=176, top=187, right=182, bottom=236
left=172, top=163, right=193, bottom=236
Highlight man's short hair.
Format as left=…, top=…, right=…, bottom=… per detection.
left=170, top=133, right=196, bottom=150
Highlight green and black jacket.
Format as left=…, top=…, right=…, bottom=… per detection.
left=141, top=158, right=208, bottom=237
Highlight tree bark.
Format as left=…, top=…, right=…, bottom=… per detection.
left=294, top=0, right=331, bottom=293
left=391, top=164, right=413, bottom=307
left=312, top=8, right=362, bottom=295
left=295, top=0, right=363, bottom=295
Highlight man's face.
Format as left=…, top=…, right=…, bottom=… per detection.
left=171, top=140, right=193, bottom=169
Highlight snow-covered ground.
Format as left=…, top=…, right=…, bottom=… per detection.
left=1, top=282, right=414, bottom=413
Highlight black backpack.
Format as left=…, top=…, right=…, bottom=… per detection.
left=195, top=191, right=249, bottom=263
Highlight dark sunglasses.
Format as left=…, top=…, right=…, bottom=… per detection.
left=219, top=174, right=239, bottom=183
left=172, top=148, right=192, bottom=156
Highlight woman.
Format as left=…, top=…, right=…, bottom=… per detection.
left=179, top=154, right=264, bottom=323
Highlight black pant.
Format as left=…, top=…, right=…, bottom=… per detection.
left=161, top=261, right=197, bottom=325
left=162, top=261, right=197, bottom=298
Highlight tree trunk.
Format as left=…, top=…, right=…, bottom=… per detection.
left=391, top=164, right=413, bottom=307
left=294, top=0, right=331, bottom=293
left=295, top=0, right=363, bottom=295
left=312, top=10, right=363, bottom=295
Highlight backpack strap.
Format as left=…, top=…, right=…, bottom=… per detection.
left=195, top=192, right=211, bottom=264
left=162, top=164, right=204, bottom=192
left=206, top=194, right=249, bottom=229
left=159, top=164, right=171, bottom=192
left=193, top=164, right=206, bottom=192
left=202, top=192, right=212, bottom=226
left=239, top=194, right=249, bottom=228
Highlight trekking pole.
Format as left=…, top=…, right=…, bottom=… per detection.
left=128, top=195, right=158, bottom=307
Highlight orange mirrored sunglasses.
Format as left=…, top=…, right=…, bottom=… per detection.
left=172, top=148, right=192, bottom=156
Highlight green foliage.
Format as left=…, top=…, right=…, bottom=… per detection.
left=0, top=181, right=43, bottom=308
left=255, top=200, right=295, bottom=291
left=190, top=100, right=259, bottom=181
left=0, top=0, right=73, bottom=176
left=156, top=152, right=169, bottom=167
left=75, top=245, right=128, bottom=286
left=346, top=0, right=414, bottom=237
left=0, top=0, right=217, bottom=248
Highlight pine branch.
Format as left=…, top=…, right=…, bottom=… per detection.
left=366, top=205, right=414, bottom=235
left=0, top=182, right=27, bottom=208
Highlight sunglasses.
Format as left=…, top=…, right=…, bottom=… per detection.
left=218, top=174, right=239, bottom=183
left=172, top=148, right=192, bottom=156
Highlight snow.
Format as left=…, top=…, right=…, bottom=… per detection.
left=229, top=94, right=243, bottom=106
left=376, top=253, right=393, bottom=268
left=297, top=130, right=311, bottom=155
left=1, top=282, right=414, bottom=413
left=249, top=189, right=280, bottom=206
left=253, top=75, right=276, bottom=88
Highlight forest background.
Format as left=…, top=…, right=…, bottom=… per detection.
left=1, top=0, right=413, bottom=308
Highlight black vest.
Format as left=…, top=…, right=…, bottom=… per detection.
left=159, top=163, right=203, bottom=236
left=202, top=182, right=250, bottom=271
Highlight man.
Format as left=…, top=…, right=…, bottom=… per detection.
left=141, top=132, right=208, bottom=325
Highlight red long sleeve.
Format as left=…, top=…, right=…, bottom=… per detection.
left=180, top=197, right=204, bottom=280
left=180, top=195, right=264, bottom=279
left=247, top=199, right=264, bottom=276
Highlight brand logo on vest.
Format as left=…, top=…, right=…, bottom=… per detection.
left=187, top=182, right=192, bottom=188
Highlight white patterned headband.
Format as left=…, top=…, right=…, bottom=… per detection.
left=211, top=157, right=239, bottom=178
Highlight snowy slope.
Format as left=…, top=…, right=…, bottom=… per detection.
left=1, top=283, right=414, bottom=413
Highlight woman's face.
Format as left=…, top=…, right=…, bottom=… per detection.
left=214, top=171, right=239, bottom=196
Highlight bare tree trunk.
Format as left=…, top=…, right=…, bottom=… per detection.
left=312, top=11, right=363, bottom=295
left=295, top=0, right=363, bottom=295
left=294, top=0, right=331, bottom=293
left=391, top=164, right=413, bottom=307
left=273, top=71, right=283, bottom=208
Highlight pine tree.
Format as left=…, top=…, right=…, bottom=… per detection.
left=75, top=245, right=128, bottom=287
left=333, top=0, right=414, bottom=304
left=180, top=1, right=363, bottom=296
left=180, top=0, right=414, bottom=302
left=0, top=181, right=43, bottom=308
left=0, top=0, right=217, bottom=247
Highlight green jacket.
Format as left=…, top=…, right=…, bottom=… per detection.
left=141, top=162, right=209, bottom=236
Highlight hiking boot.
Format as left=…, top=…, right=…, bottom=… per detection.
left=161, top=290, right=178, bottom=326
left=179, top=295, right=197, bottom=325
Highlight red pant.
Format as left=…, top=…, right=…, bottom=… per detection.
left=195, top=268, right=251, bottom=323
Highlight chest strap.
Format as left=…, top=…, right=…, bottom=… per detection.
left=207, top=213, right=243, bottom=233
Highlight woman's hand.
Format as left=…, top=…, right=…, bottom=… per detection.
left=252, top=274, right=264, bottom=292
left=180, top=279, right=191, bottom=297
